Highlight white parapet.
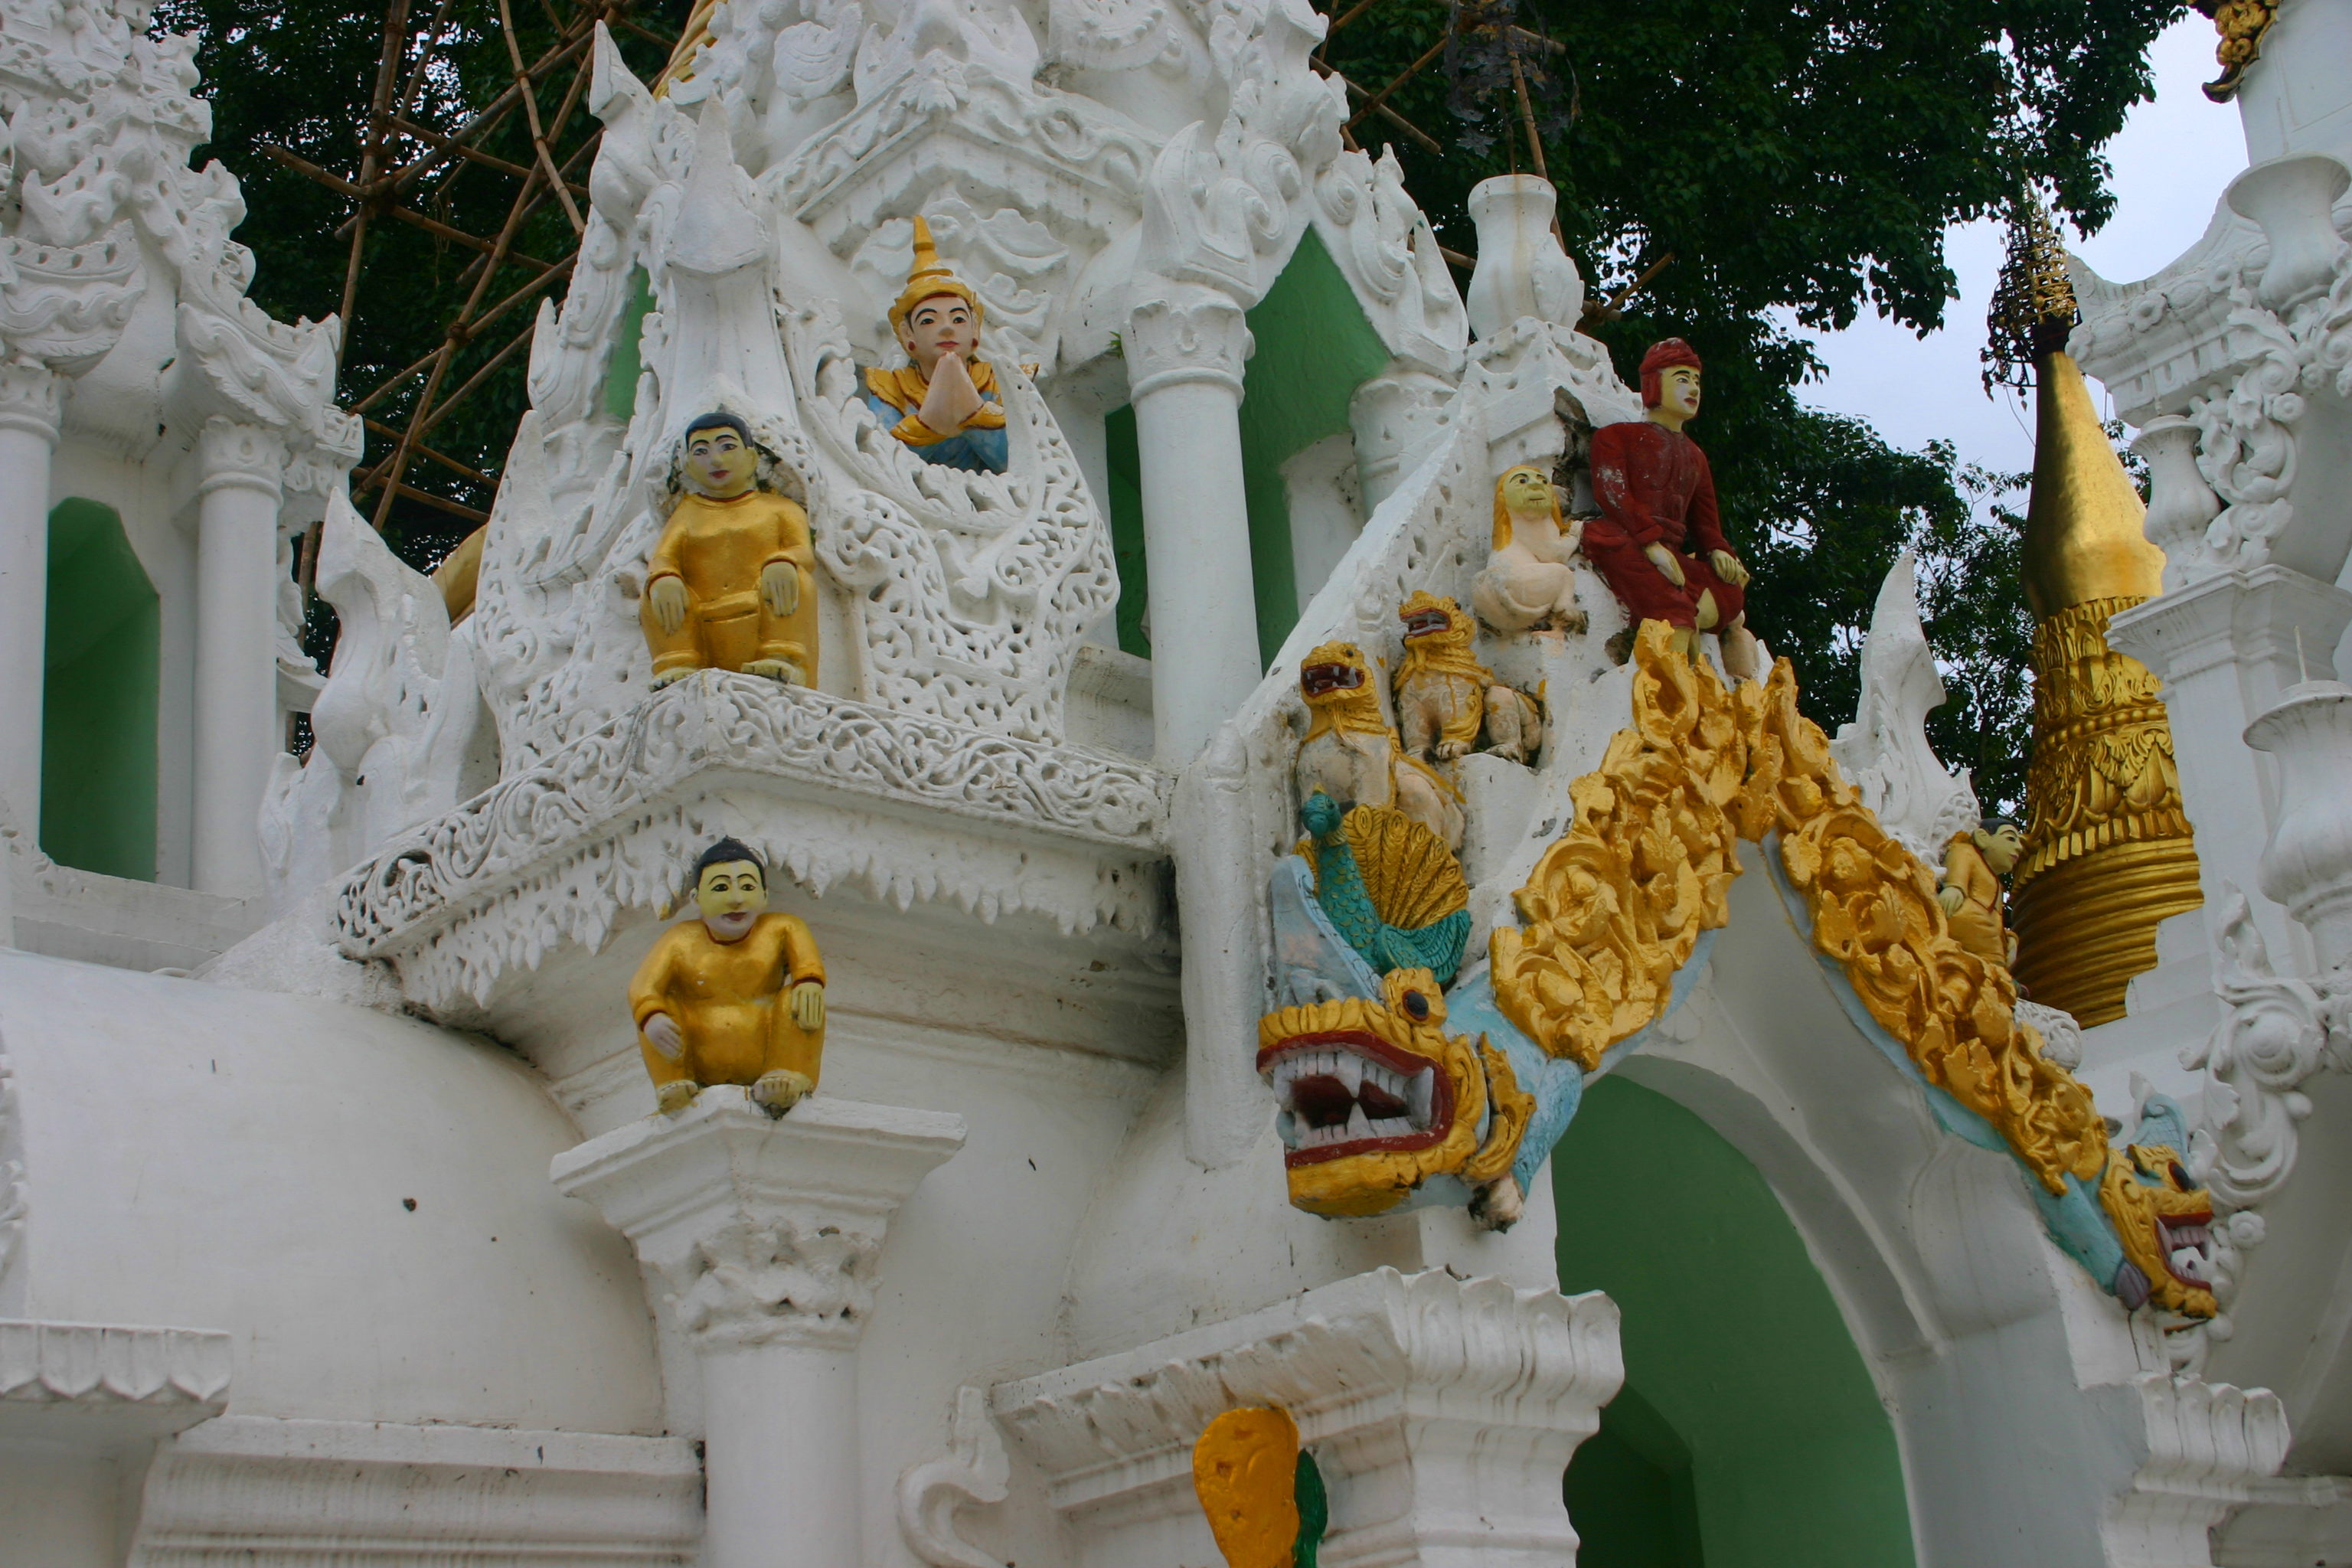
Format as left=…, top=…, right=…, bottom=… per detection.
left=552, top=1088, right=967, bottom=1568
left=993, top=1265, right=1622, bottom=1567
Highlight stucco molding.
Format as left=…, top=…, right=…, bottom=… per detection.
left=127, top=1414, right=703, bottom=1568
left=993, top=1266, right=1621, bottom=1564
left=332, top=672, right=1170, bottom=1011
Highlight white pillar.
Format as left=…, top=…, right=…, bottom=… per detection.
left=0, top=361, right=62, bottom=840
left=1126, top=286, right=1261, bottom=766
left=551, top=1089, right=965, bottom=1568
left=191, top=417, right=287, bottom=898
left=2109, top=564, right=2352, bottom=960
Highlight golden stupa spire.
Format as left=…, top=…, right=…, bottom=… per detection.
left=1988, top=193, right=2200, bottom=1028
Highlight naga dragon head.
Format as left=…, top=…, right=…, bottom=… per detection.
left=1258, top=968, right=1487, bottom=1217
left=2100, top=1137, right=2217, bottom=1318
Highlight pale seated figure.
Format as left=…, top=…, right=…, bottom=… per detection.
left=1939, top=816, right=2024, bottom=969
left=860, top=217, right=1010, bottom=474
left=642, top=412, right=820, bottom=690
left=1472, top=463, right=1589, bottom=635
left=630, top=838, right=828, bottom=1116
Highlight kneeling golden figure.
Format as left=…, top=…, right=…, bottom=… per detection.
left=642, top=412, right=819, bottom=690
left=629, top=838, right=828, bottom=1116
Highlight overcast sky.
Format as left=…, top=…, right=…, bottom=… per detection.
left=1798, top=14, right=2252, bottom=479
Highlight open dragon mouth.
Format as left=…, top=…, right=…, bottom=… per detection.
left=2158, top=1210, right=2214, bottom=1288
left=1402, top=608, right=1452, bottom=640
left=1259, top=1029, right=1449, bottom=1166
left=1300, top=661, right=1367, bottom=697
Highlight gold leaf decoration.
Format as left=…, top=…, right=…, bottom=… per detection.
left=1337, top=803, right=1469, bottom=931
left=1494, top=621, right=2115, bottom=1201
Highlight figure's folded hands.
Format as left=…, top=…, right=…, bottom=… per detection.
left=1644, top=542, right=1687, bottom=587
left=760, top=560, right=801, bottom=618
left=648, top=575, right=688, bottom=635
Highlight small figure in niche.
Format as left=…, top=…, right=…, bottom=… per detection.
left=629, top=838, right=828, bottom=1117
left=1471, top=464, right=1588, bottom=636
left=1939, top=816, right=2025, bottom=969
left=1583, top=339, right=1762, bottom=680
left=861, top=217, right=1010, bottom=473
left=642, top=412, right=820, bottom=690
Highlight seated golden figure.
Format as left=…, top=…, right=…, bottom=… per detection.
left=642, top=412, right=819, bottom=690
left=1939, top=817, right=2024, bottom=969
left=629, top=838, right=828, bottom=1116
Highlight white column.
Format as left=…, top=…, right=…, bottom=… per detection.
left=191, top=417, right=287, bottom=898
left=2109, top=565, right=2352, bottom=958
left=551, top=1089, right=965, bottom=1568
left=0, top=361, right=62, bottom=840
left=1126, top=286, right=1261, bottom=766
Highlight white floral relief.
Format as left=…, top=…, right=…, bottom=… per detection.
left=335, top=675, right=1169, bottom=1011
left=784, top=302, right=1120, bottom=743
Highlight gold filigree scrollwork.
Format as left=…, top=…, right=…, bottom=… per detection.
left=2011, top=596, right=2203, bottom=1026
left=2194, top=0, right=2279, bottom=103
left=1494, top=622, right=2114, bottom=1200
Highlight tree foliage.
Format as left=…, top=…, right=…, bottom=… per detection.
left=150, top=0, right=678, bottom=575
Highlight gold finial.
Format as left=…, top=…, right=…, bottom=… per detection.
left=1983, top=192, right=2079, bottom=395
left=1993, top=198, right=2201, bottom=1027
left=889, top=216, right=984, bottom=336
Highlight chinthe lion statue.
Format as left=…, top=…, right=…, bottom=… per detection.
left=1295, top=641, right=1464, bottom=851
left=1393, top=592, right=1543, bottom=765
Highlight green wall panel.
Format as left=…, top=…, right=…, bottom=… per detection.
left=1236, top=228, right=1390, bottom=664
left=41, top=498, right=160, bottom=882
left=1554, top=1077, right=1915, bottom=1568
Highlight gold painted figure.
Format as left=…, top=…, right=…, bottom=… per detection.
left=642, top=413, right=819, bottom=690
left=861, top=217, right=1011, bottom=473
left=1939, top=817, right=2024, bottom=969
left=629, top=838, right=828, bottom=1116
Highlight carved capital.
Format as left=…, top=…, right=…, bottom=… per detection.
left=0, top=359, right=64, bottom=445
left=1125, top=288, right=1253, bottom=400
left=551, top=1088, right=965, bottom=1355
left=0, top=227, right=145, bottom=376
left=196, top=417, right=289, bottom=502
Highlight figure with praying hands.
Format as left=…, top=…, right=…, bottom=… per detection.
left=1583, top=339, right=1762, bottom=681
left=861, top=217, right=1011, bottom=473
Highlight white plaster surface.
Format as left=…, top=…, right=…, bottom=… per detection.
left=0, top=949, right=665, bottom=1434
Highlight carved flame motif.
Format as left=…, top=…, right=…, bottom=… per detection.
left=1495, top=622, right=2122, bottom=1206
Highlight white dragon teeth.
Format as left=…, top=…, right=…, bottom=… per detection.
left=1262, top=1048, right=1440, bottom=1137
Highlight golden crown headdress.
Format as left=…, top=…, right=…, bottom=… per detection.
left=889, top=216, right=984, bottom=336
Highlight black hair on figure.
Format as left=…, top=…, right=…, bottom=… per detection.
left=682, top=411, right=754, bottom=446
left=694, top=838, right=766, bottom=884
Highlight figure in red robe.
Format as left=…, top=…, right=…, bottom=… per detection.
left=1583, top=338, right=1762, bottom=681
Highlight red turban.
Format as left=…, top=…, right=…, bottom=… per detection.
left=1639, top=338, right=1704, bottom=408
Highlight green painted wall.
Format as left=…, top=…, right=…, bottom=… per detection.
left=1236, top=228, right=1391, bottom=664
left=603, top=267, right=655, bottom=422
left=1554, top=1077, right=1915, bottom=1568
left=1104, top=403, right=1150, bottom=658
left=1097, top=230, right=1390, bottom=666
left=41, top=499, right=159, bottom=882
